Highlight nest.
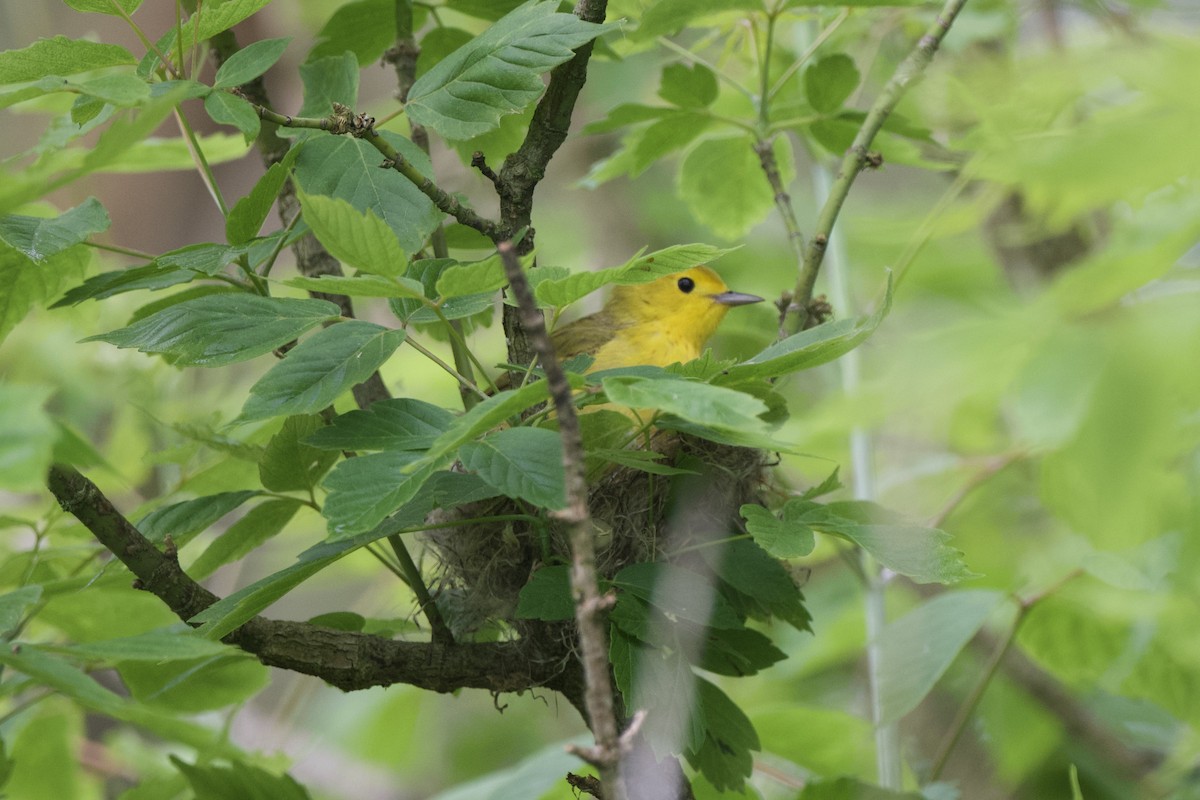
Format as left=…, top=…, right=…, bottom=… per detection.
left=423, top=434, right=769, bottom=642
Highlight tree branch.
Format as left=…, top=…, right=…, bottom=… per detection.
left=496, top=0, right=609, bottom=372
left=45, top=465, right=566, bottom=694
left=498, top=243, right=625, bottom=800
left=785, top=0, right=969, bottom=334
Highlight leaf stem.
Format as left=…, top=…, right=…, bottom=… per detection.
left=109, top=0, right=181, bottom=79
left=83, top=241, right=155, bottom=260
left=173, top=108, right=228, bottom=216
left=786, top=0, right=969, bottom=334
left=387, top=533, right=454, bottom=644
left=405, top=335, right=489, bottom=401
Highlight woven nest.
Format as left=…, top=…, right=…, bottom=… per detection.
left=424, top=434, right=768, bottom=642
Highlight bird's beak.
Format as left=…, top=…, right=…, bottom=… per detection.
left=711, top=291, right=765, bottom=307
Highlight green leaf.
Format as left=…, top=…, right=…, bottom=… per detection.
left=740, top=504, right=815, bottom=558
left=797, top=777, right=925, bottom=800
left=534, top=243, right=736, bottom=308
left=411, top=380, right=551, bottom=470
left=204, top=90, right=260, bottom=141
left=304, top=397, right=454, bottom=451
left=296, top=52, right=358, bottom=120
left=426, top=471, right=503, bottom=506
left=188, top=499, right=302, bottom=580
left=226, top=146, right=300, bottom=245
left=0, top=239, right=88, bottom=344
left=636, top=0, right=758, bottom=39
left=460, top=427, right=566, bottom=509
left=678, top=135, right=792, bottom=241
left=76, top=73, right=151, bottom=105
left=192, top=0, right=274, bottom=43
left=0, top=37, right=135, bottom=84
left=213, top=37, right=290, bottom=89
left=308, top=0, right=397, bottom=65
left=0, top=586, right=42, bottom=638
left=516, top=565, right=574, bottom=621
left=63, top=0, right=143, bottom=14
left=296, top=190, right=410, bottom=277
left=601, top=376, right=769, bottom=433
left=172, top=758, right=312, bottom=800
left=0, top=198, right=110, bottom=263
left=283, top=274, right=426, bottom=299
left=587, top=448, right=697, bottom=476
left=137, top=491, right=260, bottom=545
left=83, top=295, right=342, bottom=367
left=435, top=251, right=520, bottom=299
left=690, top=678, right=759, bottom=790
left=294, top=133, right=440, bottom=256
left=698, top=627, right=786, bottom=677
left=154, top=242, right=240, bottom=274
left=0, top=647, right=237, bottom=754
left=613, top=562, right=743, bottom=630
left=877, top=590, right=1007, bottom=725
left=721, top=276, right=892, bottom=381
left=701, top=538, right=811, bottom=631
left=321, top=451, right=443, bottom=539
left=631, top=648, right=705, bottom=757
left=805, top=53, right=860, bottom=114
left=119, top=653, right=268, bottom=712
left=416, top=27, right=473, bottom=80
left=390, top=258, right=500, bottom=322
left=659, top=62, right=718, bottom=108
left=0, top=385, right=56, bottom=492
left=57, top=629, right=236, bottom=663
left=258, top=416, right=339, bottom=492
left=805, top=500, right=972, bottom=584
left=406, top=0, right=613, bottom=140
left=239, top=322, right=407, bottom=421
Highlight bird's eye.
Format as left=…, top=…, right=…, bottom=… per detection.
left=677, top=277, right=695, bottom=294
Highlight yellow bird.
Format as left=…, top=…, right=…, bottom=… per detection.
left=551, top=265, right=764, bottom=371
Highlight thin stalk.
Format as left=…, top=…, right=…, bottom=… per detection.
left=405, top=335, right=488, bottom=401
left=817, top=162, right=902, bottom=788
left=758, top=10, right=777, bottom=127
left=257, top=207, right=304, bottom=278
left=109, top=0, right=180, bottom=79
left=388, top=534, right=454, bottom=644
left=84, top=241, right=155, bottom=260
left=173, top=108, right=228, bottom=216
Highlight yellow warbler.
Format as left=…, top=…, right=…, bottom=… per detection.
left=551, top=266, right=764, bottom=371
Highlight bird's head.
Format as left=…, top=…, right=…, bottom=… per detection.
left=607, top=266, right=764, bottom=350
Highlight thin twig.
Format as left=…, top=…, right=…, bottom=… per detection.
left=388, top=534, right=454, bottom=645
left=497, top=242, right=624, bottom=800
left=785, top=0, right=970, bottom=334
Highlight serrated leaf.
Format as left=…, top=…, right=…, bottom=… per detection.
left=722, top=275, right=892, bottom=381
left=173, top=758, right=312, bottom=800
left=83, top=295, right=341, bottom=367
left=305, top=398, right=454, bottom=452
left=803, top=500, right=972, bottom=584
left=877, top=590, right=1006, bottom=725
left=188, top=499, right=302, bottom=580
left=63, top=0, right=143, bottom=15
left=239, top=321, right=407, bottom=421
left=192, top=0, right=274, bottom=43
left=77, top=73, right=151, bottom=105
left=204, top=90, right=260, bottom=141
left=406, top=0, right=613, bottom=140
left=613, top=562, right=743, bottom=630
left=296, top=52, right=358, bottom=120
left=56, top=629, right=235, bottom=663
left=226, top=146, right=300, bottom=245
left=296, top=190, right=409, bottom=277
left=119, top=653, right=268, bottom=712
left=0, top=37, right=135, bottom=84
left=635, top=0, right=758, bottom=39
left=321, top=451, right=443, bottom=539
left=258, top=416, right=339, bottom=492
left=516, top=564, right=573, bottom=621
left=698, top=627, right=786, bottom=677
left=740, top=504, right=815, bottom=558
left=294, top=132, right=440, bottom=256
left=391, top=258, right=499, bottom=322
left=678, top=135, right=792, bottom=241
left=602, top=376, right=769, bottom=433
left=426, top=470, right=503, bottom=506
left=308, top=0, right=397, bottom=65
left=0, top=198, right=110, bottom=263
left=691, top=677, right=759, bottom=789
left=588, top=448, right=697, bottom=476
left=0, top=385, right=56, bottom=492
left=283, top=274, right=426, bottom=299
left=435, top=251, right=523, bottom=299
left=460, top=426, right=566, bottom=508
left=214, top=37, right=290, bottom=89
left=805, top=53, right=860, bottom=113
left=701, top=539, right=811, bottom=631
left=659, top=62, right=718, bottom=109
left=137, top=491, right=260, bottom=545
